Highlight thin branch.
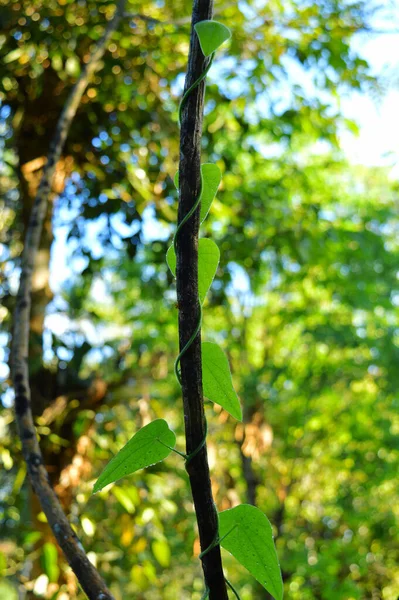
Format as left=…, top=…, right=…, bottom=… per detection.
left=124, top=12, right=192, bottom=25
left=10, top=2, right=126, bottom=599
left=176, top=1, right=228, bottom=599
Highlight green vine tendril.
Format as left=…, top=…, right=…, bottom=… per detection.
left=173, top=49, right=212, bottom=386
left=178, top=54, right=214, bottom=127
left=173, top=27, right=241, bottom=600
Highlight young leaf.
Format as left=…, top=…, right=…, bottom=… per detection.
left=166, top=238, right=220, bottom=305
left=198, top=238, right=220, bottom=304
left=174, top=163, right=221, bottom=224
left=93, top=420, right=176, bottom=494
left=202, top=342, right=242, bottom=421
left=166, top=244, right=176, bottom=276
left=194, top=20, right=231, bottom=57
left=219, top=504, right=283, bottom=600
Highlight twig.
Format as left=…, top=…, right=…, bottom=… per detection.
left=176, top=1, right=228, bottom=599
left=124, top=12, right=192, bottom=26
left=10, top=2, right=126, bottom=598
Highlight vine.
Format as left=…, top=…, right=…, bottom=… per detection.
left=93, top=18, right=283, bottom=600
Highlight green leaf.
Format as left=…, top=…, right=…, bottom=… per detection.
left=194, top=20, right=232, bottom=57
left=199, top=164, right=221, bottom=222
left=65, top=55, right=81, bottom=77
left=51, top=53, right=63, bottom=72
left=166, top=238, right=220, bottom=305
left=219, top=504, right=283, bottom=600
left=202, top=342, right=242, bottom=421
left=166, top=245, right=176, bottom=276
left=41, top=542, right=60, bottom=583
left=174, top=163, right=221, bottom=224
left=112, top=486, right=136, bottom=514
left=0, top=551, right=6, bottom=577
left=198, top=239, right=220, bottom=303
left=3, top=48, right=24, bottom=64
left=93, top=420, right=176, bottom=494
left=152, top=539, right=171, bottom=567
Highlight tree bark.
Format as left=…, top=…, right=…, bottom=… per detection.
left=177, top=1, right=228, bottom=599
left=10, top=2, right=126, bottom=598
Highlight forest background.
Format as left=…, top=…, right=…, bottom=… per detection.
left=0, top=0, right=398, bottom=598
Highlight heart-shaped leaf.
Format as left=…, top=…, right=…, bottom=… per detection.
left=174, top=163, right=221, bottom=224
left=93, top=420, right=176, bottom=494
left=194, top=20, right=231, bottom=57
left=166, top=238, right=220, bottom=305
left=219, top=504, right=283, bottom=600
left=198, top=239, right=220, bottom=303
left=202, top=342, right=242, bottom=421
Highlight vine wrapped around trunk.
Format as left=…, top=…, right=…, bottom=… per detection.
left=174, top=3, right=229, bottom=598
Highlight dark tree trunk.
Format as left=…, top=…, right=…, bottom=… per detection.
left=176, top=1, right=228, bottom=599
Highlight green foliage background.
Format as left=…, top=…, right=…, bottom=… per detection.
left=0, top=0, right=398, bottom=599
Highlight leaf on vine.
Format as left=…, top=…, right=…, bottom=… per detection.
left=92, top=420, right=176, bottom=494
left=166, top=238, right=220, bottom=305
left=202, top=342, right=242, bottom=421
left=194, top=20, right=232, bottom=57
left=166, top=245, right=176, bottom=276
left=198, top=238, right=220, bottom=303
left=219, top=504, right=283, bottom=600
left=174, top=163, right=221, bottom=224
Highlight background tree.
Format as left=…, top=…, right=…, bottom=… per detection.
left=0, top=0, right=398, bottom=599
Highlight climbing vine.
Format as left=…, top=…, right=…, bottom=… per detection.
left=94, top=20, right=283, bottom=600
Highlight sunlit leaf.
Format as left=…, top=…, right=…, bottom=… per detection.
left=198, top=239, right=220, bottom=303
left=152, top=539, right=171, bottom=567
left=194, top=20, right=231, bottom=57
left=219, top=504, right=283, bottom=600
left=131, top=564, right=148, bottom=589
left=93, top=420, right=176, bottom=493
left=112, top=486, right=136, bottom=514
left=143, top=560, right=157, bottom=582
left=174, top=163, right=221, bottom=223
left=166, top=238, right=220, bottom=304
left=199, top=163, right=221, bottom=223
left=0, top=551, right=6, bottom=577
left=41, top=543, right=60, bottom=583
left=202, top=342, right=242, bottom=420
left=81, top=515, right=96, bottom=536
left=3, top=48, right=24, bottom=64
left=65, top=55, right=81, bottom=77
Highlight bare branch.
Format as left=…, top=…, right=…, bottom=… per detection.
left=10, top=2, right=127, bottom=598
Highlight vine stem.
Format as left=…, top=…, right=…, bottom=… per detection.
left=175, top=1, right=229, bottom=598
left=10, top=3, right=126, bottom=598
left=178, top=54, right=214, bottom=126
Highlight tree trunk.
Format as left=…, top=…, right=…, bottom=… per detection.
left=176, top=1, right=228, bottom=598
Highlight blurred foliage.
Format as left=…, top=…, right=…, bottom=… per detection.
left=0, top=0, right=398, bottom=599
